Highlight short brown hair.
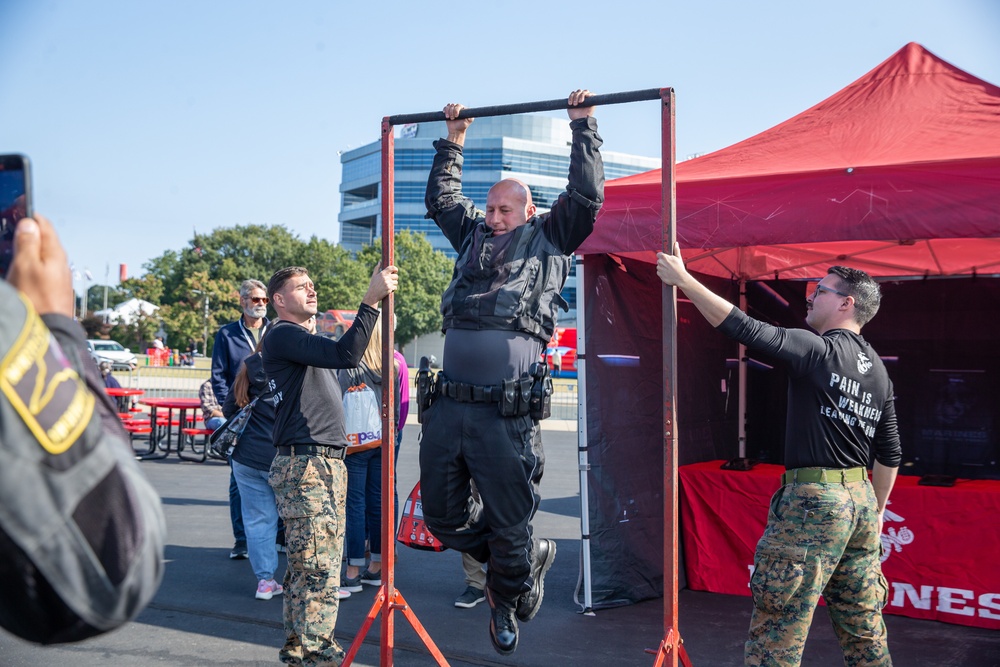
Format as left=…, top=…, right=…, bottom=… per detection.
left=267, top=267, right=309, bottom=302
left=827, top=266, right=882, bottom=326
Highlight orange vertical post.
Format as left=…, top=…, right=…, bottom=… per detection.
left=341, top=119, right=451, bottom=667
left=649, top=89, right=693, bottom=667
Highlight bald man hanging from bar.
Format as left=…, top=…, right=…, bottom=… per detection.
left=419, top=89, right=604, bottom=656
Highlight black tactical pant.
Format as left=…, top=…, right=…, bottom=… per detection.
left=419, top=396, right=544, bottom=607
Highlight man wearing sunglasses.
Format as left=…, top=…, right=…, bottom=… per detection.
left=657, top=245, right=900, bottom=667
left=211, top=279, right=271, bottom=560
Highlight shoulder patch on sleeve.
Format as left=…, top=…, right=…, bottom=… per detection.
left=1, top=299, right=94, bottom=455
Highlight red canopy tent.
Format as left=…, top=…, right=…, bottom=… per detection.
left=578, top=42, right=1000, bottom=277
left=572, top=43, right=1000, bottom=614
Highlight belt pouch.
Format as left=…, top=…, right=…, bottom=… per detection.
left=499, top=379, right=519, bottom=416
left=529, top=375, right=553, bottom=420
left=517, top=375, right=533, bottom=416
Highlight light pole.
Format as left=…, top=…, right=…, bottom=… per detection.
left=203, top=293, right=210, bottom=355
left=192, top=290, right=210, bottom=356
left=82, top=269, right=93, bottom=320
left=72, top=268, right=93, bottom=320
left=103, top=263, right=110, bottom=324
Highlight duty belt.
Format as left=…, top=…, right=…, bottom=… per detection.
left=277, top=444, right=347, bottom=459
left=781, top=467, right=867, bottom=485
left=438, top=378, right=503, bottom=403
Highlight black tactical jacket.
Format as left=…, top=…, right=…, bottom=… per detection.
left=425, top=116, right=605, bottom=343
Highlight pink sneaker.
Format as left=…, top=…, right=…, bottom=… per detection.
left=255, top=579, right=284, bottom=600
left=338, top=588, right=351, bottom=600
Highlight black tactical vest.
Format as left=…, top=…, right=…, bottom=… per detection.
left=441, top=219, right=570, bottom=344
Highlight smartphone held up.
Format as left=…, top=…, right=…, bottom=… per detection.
left=1, top=153, right=33, bottom=278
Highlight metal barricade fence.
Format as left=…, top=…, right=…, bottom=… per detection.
left=120, top=368, right=578, bottom=416
left=550, top=378, right=578, bottom=421
left=133, top=366, right=211, bottom=399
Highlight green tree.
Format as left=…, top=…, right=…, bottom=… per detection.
left=356, top=230, right=452, bottom=348
left=80, top=314, right=110, bottom=339
left=127, top=224, right=450, bottom=356
left=139, top=225, right=309, bottom=352
left=299, top=236, right=368, bottom=311
left=108, top=313, right=159, bottom=352
left=85, top=283, right=127, bottom=314
left=141, top=224, right=305, bottom=307
left=119, top=274, right=165, bottom=305
left=142, top=251, right=182, bottom=301
left=108, top=275, right=166, bottom=350
left=193, top=225, right=305, bottom=286
left=162, top=271, right=239, bottom=354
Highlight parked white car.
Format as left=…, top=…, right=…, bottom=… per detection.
left=86, top=339, right=138, bottom=370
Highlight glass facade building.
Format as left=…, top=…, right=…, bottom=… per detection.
left=338, top=114, right=659, bottom=324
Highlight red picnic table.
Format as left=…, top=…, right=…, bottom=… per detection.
left=104, top=386, right=145, bottom=413
left=137, top=397, right=206, bottom=462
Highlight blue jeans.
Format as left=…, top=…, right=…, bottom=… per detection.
left=229, top=466, right=245, bottom=542
left=232, top=459, right=279, bottom=581
left=344, top=447, right=383, bottom=566
left=205, top=416, right=225, bottom=431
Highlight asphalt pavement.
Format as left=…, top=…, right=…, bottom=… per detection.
left=1, top=418, right=997, bottom=666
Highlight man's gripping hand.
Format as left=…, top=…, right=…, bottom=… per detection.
left=568, top=89, right=596, bottom=121
left=443, top=103, right=472, bottom=145
left=362, top=263, right=399, bottom=307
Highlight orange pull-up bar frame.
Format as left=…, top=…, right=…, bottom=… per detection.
left=341, top=87, right=688, bottom=667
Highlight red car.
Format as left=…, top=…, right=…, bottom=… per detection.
left=544, top=327, right=577, bottom=377
left=316, top=309, right=357, bottom=339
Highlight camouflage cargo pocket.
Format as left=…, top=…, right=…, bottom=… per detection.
left=875, top=568, right=889, bottom=611
left=284, top=514, right=339, bottom=572
left=796, top=498, right=850, bottom=526
left=271, top=457, right=333, bottom=519
left=749, top=537, right=808, bottom=613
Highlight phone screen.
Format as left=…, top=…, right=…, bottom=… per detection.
left=1, top=154, right=33, bottom=277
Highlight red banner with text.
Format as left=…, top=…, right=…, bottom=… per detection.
left=679, top=461, right=1000, bottom=629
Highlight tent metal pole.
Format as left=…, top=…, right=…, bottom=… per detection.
left=738, top=280, right=748, bottom=459
left=574, top=255, right=595, bottom=615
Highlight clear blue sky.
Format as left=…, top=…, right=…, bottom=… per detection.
left=1, top=0, right=997, bottom=290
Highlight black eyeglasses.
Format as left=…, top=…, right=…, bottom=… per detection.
left=812, top=284, right=850, bottom=298
left=249, top=297, right=269, bottom=304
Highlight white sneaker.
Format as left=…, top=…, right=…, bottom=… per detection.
left=255, top=579, right=284, bottom=600
left=338, top=588, right=351, bottom=600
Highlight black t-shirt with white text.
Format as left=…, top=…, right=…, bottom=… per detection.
left=718, top=307, right=902, bottom=470
left=261, top=303, right=379, bottom=448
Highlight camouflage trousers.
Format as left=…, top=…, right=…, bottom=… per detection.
left=269, top=454, right=348, bottom=667
left=745, top=479, right=891, bottom=667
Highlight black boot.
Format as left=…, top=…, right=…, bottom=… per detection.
left=516, top=538, right=556, bottom=622
left=487, top=588, right=518, bottom=655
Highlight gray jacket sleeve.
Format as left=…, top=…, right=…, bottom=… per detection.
left=424, top=138, right=482, bottom=253
left=0, top=282, right=166, bottom=644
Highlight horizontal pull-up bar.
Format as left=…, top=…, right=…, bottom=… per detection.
left=387, top=87, right=667, bottom=126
